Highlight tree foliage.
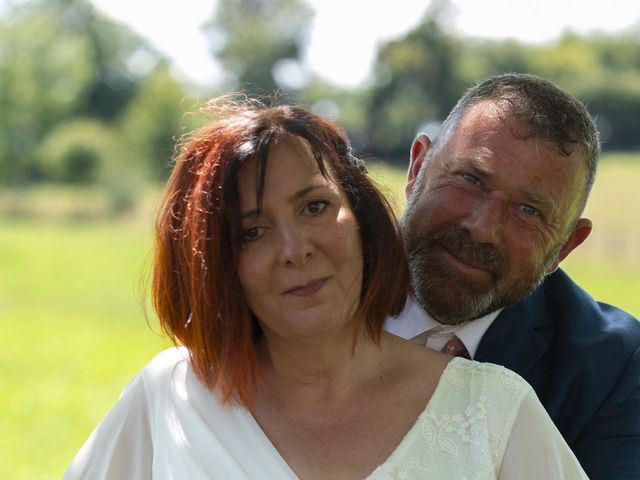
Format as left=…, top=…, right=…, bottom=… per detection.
left=118, top=62, right=193, bottom=180
left=205, top=0, right=313, bottom=95
left=37, top=119, right=120, bottom=184
left=0, top=0, right=188, bottom=187
left=362, top=17, right=640, bottom=161
left=365, top=16, right=464, bottom=160
left=2, top=0, right=640, bottom=193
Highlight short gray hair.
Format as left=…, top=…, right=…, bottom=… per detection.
left=427, top=73, right=600, bottom=215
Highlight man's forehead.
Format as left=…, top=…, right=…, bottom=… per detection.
left=441, top=102, right=587, bottom=218
left=455, top=101, right=521, bottom=141
left=451, top=101, right=585, bottom=165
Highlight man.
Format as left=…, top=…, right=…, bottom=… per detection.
left=386, top=73, right=640, bottom=479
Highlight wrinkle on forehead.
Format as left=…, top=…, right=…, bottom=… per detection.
left=463, top=100, right=586, bottom=165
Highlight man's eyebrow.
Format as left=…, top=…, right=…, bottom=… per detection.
left=521, top=189, right=553, bottom=210
left=240, top=183, right=326, bottom=219
left=459, top=156, right=492, bottom=179
left=467, top=160, right=492, bottom=179
left=461, top=156, right=554, bottom=210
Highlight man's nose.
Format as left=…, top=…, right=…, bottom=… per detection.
left=460, top=198, right=503, bottom=245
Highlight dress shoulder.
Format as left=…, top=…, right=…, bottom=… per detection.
left=368, top=358, right=534, bottom=479
left=139, top=346, right=189, bottom=380
left=437, top=357, right=533, bottom=401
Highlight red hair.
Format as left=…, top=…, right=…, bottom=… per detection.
left=152, top=97, right=408, bottom=407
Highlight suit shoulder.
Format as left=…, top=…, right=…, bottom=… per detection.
left=540, top=269, right=639, bottom=337
left=510, top=270, right=640, bottom=376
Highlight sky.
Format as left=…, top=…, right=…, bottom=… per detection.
left=88, top=0, right=640, bottom=88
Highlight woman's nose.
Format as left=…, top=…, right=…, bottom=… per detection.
left=278, top=225, right=313, bottom=267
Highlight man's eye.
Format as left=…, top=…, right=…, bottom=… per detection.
left=242, top=226, right=264, bottom=242
left=462, top=173, right=480, bottom=185
left=520, top=204, right=538, bottom=216
left=303, top=200, right=329, bottom=215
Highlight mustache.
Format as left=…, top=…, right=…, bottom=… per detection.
left=422, top=227, right=506, bottom=273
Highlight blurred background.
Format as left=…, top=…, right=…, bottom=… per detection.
left=1, top=0, right=639, bottom=477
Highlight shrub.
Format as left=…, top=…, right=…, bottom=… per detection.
left=37, top=119, right=119, bottom=184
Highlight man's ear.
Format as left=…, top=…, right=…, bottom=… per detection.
left=405, top=134, right=432, bottom=198
left=547, top=218, right=592, bottom=273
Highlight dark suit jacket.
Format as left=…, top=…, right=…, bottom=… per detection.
left=475, top=268, right=640, bottom=479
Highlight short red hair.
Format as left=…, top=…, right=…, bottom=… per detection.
left=152, top=97, right=408, bottom=407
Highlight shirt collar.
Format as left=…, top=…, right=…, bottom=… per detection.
left=384, top=296, right=502, bottom=359
left=456, top=311, right=501, bottom=358
left=385, top=296, right=439, bottom=338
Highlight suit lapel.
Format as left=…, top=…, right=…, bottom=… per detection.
left=475, top=285, right=552, bottom=377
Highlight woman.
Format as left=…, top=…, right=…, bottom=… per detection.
left=64, top=98, right=588, bottom=479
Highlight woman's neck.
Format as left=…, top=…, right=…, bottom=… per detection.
left=256, top=329, right=385, bottom=402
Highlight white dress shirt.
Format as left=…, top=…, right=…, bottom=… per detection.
left=384, top=296, right=502, bottom=358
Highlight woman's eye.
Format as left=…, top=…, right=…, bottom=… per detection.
left=242, top=226, right=264, bottom=242
left=303, top=200, right=329, bottom=215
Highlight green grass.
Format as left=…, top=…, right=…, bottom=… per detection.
left=0, top=221, right=168, bottom=479
left=367, top=161, right=409, bottom=214
left=2, top=153, right=638, bottom=478
left=561, top=152, right=640, bottom=314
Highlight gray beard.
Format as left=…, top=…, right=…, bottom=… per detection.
left=405, top=227, right=557, bottom=325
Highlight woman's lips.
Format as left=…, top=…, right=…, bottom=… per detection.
left=284, top=278, right=327, bottom=297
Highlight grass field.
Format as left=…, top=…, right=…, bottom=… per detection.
left=2, top=153, right=639, bottom=478
left=0, top=221, right=169, bottom=479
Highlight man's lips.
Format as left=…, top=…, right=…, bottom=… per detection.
left=283, top=278, right=328, bottom=297
left=438, top=245, right=492, bottom=274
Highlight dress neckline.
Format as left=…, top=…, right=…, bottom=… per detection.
left=243, top=357, right=466, bottom=479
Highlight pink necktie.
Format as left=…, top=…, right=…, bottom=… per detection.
left=441, top=336, right=471, bottom=359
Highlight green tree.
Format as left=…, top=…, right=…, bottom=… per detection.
left=366, top=22, right=640, bottom=155
left=37, top=118, right=121, bottom=184
left=205, top=0, right=313, bottom=95
left=0, top=6, right=91, bottom=181
left=119, top=62, right=191, bottom=181
left=457, top=39, right=532, bottom=84
left=0, top=0, right=159, bottom=184
left=365, top=12, right=463, bottom=162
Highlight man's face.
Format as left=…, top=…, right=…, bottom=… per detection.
left=402, top=101, right=589, bottom=325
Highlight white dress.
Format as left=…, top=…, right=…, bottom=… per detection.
left=63, top=347, right=588, bottom=479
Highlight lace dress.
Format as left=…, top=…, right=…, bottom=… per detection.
left=63, top=348, right=587, bottom=479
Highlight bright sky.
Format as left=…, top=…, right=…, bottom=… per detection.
left=89, top=0, right=640, bottom=88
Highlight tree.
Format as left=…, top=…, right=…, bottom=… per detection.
left=205, top=0, right=313, bottom=95
left=366, top=21, right=640, bottom=156
left=365, top=11, right=463, bottom=162
left=0, top=0, right=162, bottom=184
left=0, top=5, right=92, bottom=182
left=37, top=119, right=121, bottom=184
left=119, top=62, right=191, bottom=181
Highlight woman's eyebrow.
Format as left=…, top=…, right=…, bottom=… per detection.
left=240, top=183, right=328, bottom=219
left=291, top=183, right=324, bottom=201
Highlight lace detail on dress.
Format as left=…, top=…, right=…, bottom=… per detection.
left=367, top=359, right=530, bottom=480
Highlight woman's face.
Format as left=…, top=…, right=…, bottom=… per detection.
left=236, top=137, right=363, bottom=342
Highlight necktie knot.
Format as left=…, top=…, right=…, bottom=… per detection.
left=441, top=335, right=471, bottom=359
